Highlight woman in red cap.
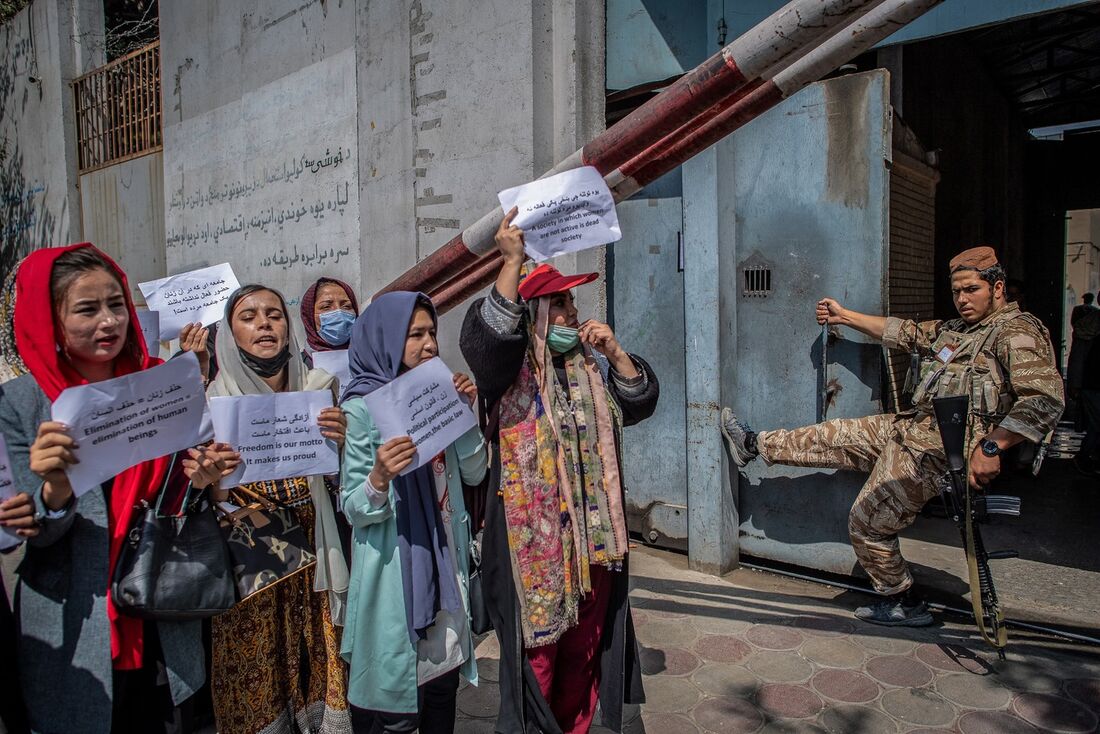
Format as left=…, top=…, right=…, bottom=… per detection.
left=0, top=244, right=208, bottom=732
left=460, top=208, right=658, bottom=734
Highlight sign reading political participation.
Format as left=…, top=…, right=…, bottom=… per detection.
left=312, top=350, right=351, bottom=393
left=210, top=390, right=339, bottom=487
left=361, top=357, right=477, bottom=475
left=0, top=435, right=21, bottom=550
left=138, top=263, right=240, bottom=340
left=136, top=310, right=160, bottom=352
left=50, top=352, right=212, bottom=497
left=497, top=165, right=621, bottom=262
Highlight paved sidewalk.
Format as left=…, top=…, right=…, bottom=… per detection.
left=457, top=545, right=1100, bottom=733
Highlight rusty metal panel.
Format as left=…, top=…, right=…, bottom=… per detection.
left=612, top=197, right=689, bottom=549
left=79, top=151, right=166, bottom=303
left=727, top=70, right=892, bottom=574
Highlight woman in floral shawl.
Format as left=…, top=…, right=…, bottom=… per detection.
left=459, top=208, right=659, bottom=734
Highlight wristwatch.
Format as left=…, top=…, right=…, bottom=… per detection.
left=980, top=438, right=1001, bottom=458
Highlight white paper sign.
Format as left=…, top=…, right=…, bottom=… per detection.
left=50, top=352, right=213, bottom=497
left=0, top=435, right=21, bottom=550
left=497, top=166, right=621, bottom=262
left=210, top=390, right=338, bottom=487
left=138, top=263, right=240, bottom=340
left=362, top=357, right=478, bottom=475
left=312, top=350, right=351, bottom=392
left=136, top=310, right=160, bottom=351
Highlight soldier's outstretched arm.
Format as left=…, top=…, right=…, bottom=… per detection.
left=817, top=298, right=887, bottom=341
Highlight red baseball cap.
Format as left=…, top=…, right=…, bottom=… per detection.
left=517, top=263, right=599, bottom=301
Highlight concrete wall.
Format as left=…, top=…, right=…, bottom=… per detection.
left=1066, top=209, right=1100, bottom=304
left=1064, top=208, right=1100, bottom=361
left=160, top=0, right=360, bottom=312
left=357, top=0, right=606, bottom=360
left=160, top=0, right=605, bottom=366
left=79, top=151, right=166, bottom=303
left=1, top=0, right=104, bottom=279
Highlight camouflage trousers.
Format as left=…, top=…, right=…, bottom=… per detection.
left=757, top=414, right=945, bottom=595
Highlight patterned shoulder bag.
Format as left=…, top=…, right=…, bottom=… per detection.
left=216, top=484, right=317, bottom=603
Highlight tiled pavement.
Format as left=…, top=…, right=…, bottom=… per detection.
left=457, top=545, right=1100, bottom=733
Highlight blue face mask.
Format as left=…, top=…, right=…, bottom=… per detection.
left=546, top=325, right=580, bottom=354
left=318, top=309, right=355, bottom=346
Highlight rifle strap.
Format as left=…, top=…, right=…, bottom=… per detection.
left=963, top=423, right=1008, bottom=653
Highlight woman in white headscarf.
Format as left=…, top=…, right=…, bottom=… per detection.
left=186, top=283, right=351, bottom=734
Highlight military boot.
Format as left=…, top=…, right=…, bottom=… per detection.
left=854, top=597, right=933, bottom=627
left=720, top=407, right=759, bottom=466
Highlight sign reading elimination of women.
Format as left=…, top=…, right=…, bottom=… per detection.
left=209, top=390, right=339, bottom=486
left=362, top=358, right=478, bottom=475
left=50, top=353, right=213, bottom=497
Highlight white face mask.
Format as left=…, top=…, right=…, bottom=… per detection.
left=547, top=325, right=580, bottom=353
left=319, top=309, right=355, bottom=346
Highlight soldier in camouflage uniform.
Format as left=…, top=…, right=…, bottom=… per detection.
left=721, top=246, right=1064, bottom=627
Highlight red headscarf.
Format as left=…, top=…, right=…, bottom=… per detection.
left=300, top=277, right=359, bottom=352
left=15, top=243, right=169, bottom=670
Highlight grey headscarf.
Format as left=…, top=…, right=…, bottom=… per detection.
left=208, top=285, right=349, bottom=625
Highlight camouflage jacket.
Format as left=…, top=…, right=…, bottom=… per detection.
left=882, top=303, right=1064, bottom=454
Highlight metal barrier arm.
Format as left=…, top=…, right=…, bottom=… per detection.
left=377, top=0, right=948, bottom=310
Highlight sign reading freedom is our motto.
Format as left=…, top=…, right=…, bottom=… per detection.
left=210, top=390, right=339, bottom=487
left=362, top=357, right=478, bottom=475
left=50, top=353, right=213, bottom=497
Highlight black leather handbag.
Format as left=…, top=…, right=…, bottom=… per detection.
left=113, top=458, right=237, bottom=620
left=217, top=484, right=316, bottom=602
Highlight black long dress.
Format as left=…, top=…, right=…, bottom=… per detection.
left=460, top=299, right=659, bottom=734
left=1, top=570, right=29, bottom=733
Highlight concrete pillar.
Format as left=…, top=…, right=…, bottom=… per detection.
left=356, top=0, right=605, bottom=362
left=682, top=149, right=739, bottom=575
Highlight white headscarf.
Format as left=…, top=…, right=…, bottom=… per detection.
left=208, top=286, right=349, bottom=625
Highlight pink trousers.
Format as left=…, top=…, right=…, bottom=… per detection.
left=526, top=565, right=613, bottom=734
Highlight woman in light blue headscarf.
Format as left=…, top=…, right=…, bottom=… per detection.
left=339, top=291, right=486, bottom=734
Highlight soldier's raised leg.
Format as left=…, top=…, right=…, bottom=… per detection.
left=720, top=411, right=895, bottom=473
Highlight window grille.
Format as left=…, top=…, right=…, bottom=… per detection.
left=743, top=265, right=772, bottom=297
left=73, top=41, right=162, bottom=173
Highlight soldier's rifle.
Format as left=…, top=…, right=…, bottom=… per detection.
left=931, top=394, right=1020, bottom=660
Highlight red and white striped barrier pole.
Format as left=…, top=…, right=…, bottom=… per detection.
left=611, top=0, right=944, bottom=199
left=377, top=0, right=887, bottom=299
left=425, top=0, right=944, bottom=313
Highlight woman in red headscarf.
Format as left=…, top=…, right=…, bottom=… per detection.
left=0, top=244, right=207, bottom=733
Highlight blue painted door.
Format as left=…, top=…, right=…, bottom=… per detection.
left=612, top=197, right=689, bottom=549
left=728, top=70, right=891, bottom=574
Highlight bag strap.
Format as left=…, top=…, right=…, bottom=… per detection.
left=229, top=482, right=284, bottom=512
left=481, top=395, right=501, bottom=439
left=153, top=452, right=193, bottom=517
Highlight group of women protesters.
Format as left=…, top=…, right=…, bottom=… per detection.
left=0, top=206, right=658, bottom=734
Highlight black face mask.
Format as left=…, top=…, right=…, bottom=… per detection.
left=239, top=344, right=291, bottom=378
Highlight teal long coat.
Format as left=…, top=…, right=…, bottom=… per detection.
left=339, top=397, right=486, bottom=712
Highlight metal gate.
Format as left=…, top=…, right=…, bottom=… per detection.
left=614, top=70, right=893, bottom=575
left=731, top=70, right=891, bottom=575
